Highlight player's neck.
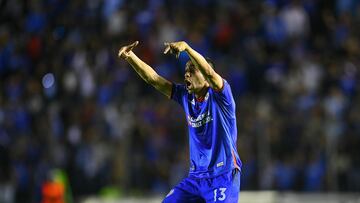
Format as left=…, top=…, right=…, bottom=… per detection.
left=194, top=84, right=209, bottom=99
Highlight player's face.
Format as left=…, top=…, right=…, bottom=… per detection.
left=184, top=62, right=208, bottom=94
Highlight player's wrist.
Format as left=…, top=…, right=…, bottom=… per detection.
left=124, top=51, right=135, bottom=61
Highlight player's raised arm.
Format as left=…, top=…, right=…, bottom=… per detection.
left=164, top=41, right=223, bottom=91
left=118, top=41, right=172, bottom=98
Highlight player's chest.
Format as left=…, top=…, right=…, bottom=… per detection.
left=187, top=92, right=212, bottom=112
left=186, top=93, right=214, bottom=128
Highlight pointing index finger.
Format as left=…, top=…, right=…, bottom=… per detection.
left=127, top=41, right=139, bottom=51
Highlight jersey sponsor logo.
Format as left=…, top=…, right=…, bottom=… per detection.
left=187, top=111, right=213, bottom=128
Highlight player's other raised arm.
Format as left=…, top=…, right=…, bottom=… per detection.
left=164, top=41, right=223, bottom=91
left=118, top=41, right=172, bottom=98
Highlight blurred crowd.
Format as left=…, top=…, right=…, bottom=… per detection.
left=1, top=0, right=360, bottom=202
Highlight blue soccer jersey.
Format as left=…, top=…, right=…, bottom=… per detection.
left=171, top=80, right=242, bottom=179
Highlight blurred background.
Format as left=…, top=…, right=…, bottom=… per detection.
left=1, top=0, right=360, bottom=202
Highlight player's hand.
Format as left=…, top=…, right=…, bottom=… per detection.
left=163, top=41, right=188, bottom=58
left=118, top=41, right=139, bottom=60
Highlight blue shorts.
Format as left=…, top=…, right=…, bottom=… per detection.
left=163, top=169, right=240, bottom=203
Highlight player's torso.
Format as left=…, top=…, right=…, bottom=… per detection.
left=183, top=89, right=237, bottom=178
left=185, top=91, right=213, bottom=140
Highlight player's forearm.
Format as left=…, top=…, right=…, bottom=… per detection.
left=125, top=52, right=159, bottom=84
left=185, top=45, right=213, bottom=77
left=185, top=44, right=223, bottom=89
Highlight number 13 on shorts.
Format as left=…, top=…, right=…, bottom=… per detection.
left=213, top=188, right=227, bottom=201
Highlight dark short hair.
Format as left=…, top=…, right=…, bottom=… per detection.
left=205, top=57, right=214, bottom=69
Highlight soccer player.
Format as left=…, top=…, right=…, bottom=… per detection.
left=118, top=41, right=241, bottom=203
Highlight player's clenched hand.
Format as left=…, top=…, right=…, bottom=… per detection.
left=118, top=41, right=139, bottom=60
left=164, top=41, right=188, bottom=58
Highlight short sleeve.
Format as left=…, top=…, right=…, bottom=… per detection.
left=171, top=83, right=187, bottom=106
left=213, top=79, right=235, bottom=108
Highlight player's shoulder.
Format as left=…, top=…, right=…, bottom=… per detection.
left=171, top=83, right=189, bottom=100
left=173, top=83, right=187, bottom=90
left=210, top=79, right=231, bottom=94
left=172, top=83, right=187, bottom=94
